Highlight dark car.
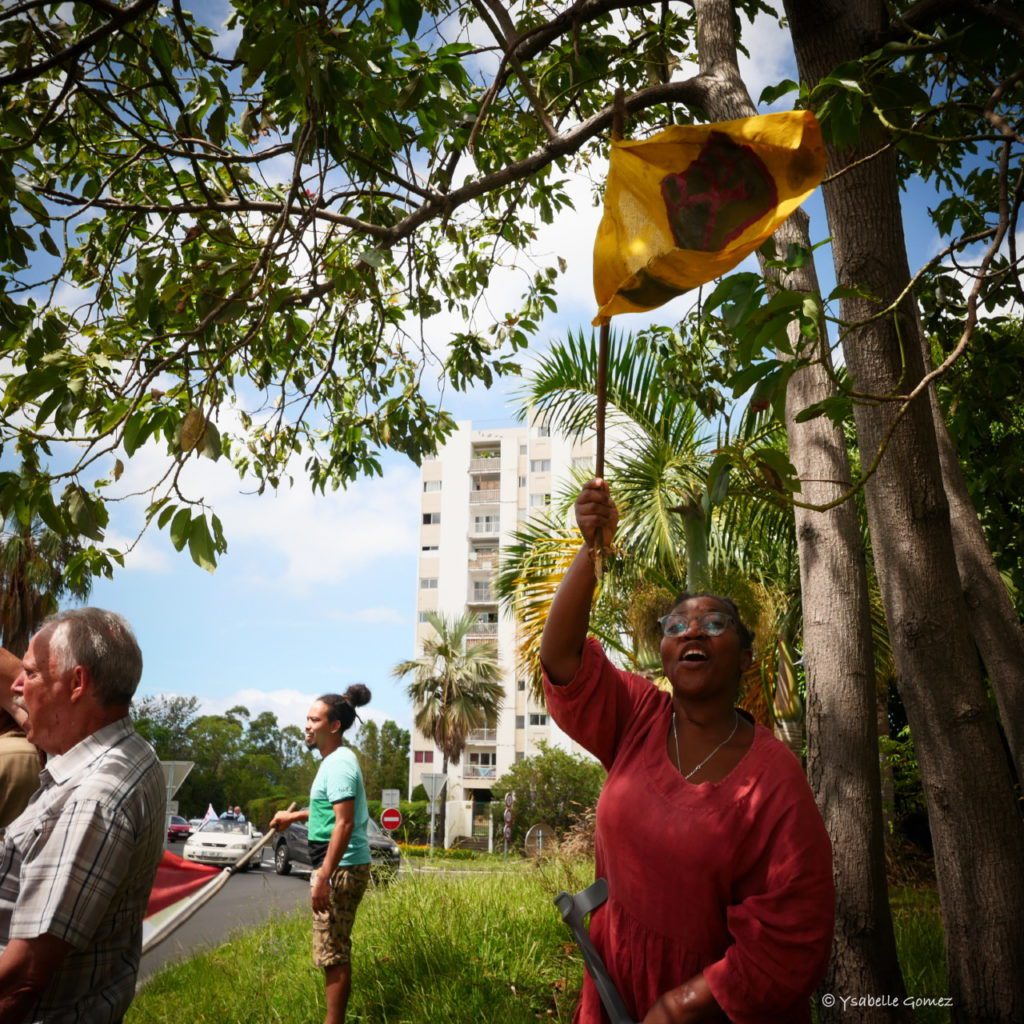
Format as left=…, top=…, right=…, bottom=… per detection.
left=274, top=815, right=400, bottom=882
left=167, top=814, right=193, bottom=842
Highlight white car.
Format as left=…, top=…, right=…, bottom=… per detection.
left=182, top=818, right=262, bottom=870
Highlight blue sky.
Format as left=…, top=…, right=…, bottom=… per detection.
left=17, top=5, right=959, bottom=735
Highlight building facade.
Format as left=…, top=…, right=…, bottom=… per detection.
left=407, top=419, right=595, bottom=846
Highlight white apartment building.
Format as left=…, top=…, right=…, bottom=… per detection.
left=407, top=419, right=596, bottom=846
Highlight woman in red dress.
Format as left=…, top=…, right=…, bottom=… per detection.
left=541, top=480, right=835, bottom=1024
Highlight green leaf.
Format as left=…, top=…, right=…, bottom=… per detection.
left=156, top=503, right=177, bottom=530
left=64, top=485, right=106, bottom=540
left=728, top=358, right=781, bottom=397
left=758, top=79, right=798, bottom=106
left=39, top=229, right=60, bottom=257
left=169, top=507, right=192, bottom=552
left=384, top=0, right=422, bottom=38
left=188, top=514, right=218, bottom=572
left=199, top=420, right=222, bottom=461
left=707, top=454, right=731, bottom=507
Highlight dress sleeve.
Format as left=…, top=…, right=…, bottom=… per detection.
left=542, top=637, right=653, bottom=771
left=702, top=772, right=835, bottom=1023
left=10, top=798, right=136, bottom=949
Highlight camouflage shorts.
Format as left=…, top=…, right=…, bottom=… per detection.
left=311, top=862, right=370, bottom=969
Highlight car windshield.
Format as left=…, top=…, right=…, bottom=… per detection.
left=199, top=820, right=249, bottom=834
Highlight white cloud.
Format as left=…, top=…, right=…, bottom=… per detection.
left=737, top=9, right=799, bottom=111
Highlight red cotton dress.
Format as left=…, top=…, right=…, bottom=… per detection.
left=544, top=638, right=835, bottom=1024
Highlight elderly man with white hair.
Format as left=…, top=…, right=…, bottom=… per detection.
left=0, top=608, right=165, bottom=1023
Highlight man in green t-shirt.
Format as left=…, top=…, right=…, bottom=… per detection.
left=271, top=685, right=371, bottom=1024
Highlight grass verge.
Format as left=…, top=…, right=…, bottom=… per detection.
left=129, top=866, right=948, bottom=1024
left=128, top=859, right=591, bottom=1024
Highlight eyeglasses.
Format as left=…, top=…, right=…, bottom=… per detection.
left=658, top=612, right=735, bottom=638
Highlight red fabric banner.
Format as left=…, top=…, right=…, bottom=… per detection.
left=146, top=850, right=220, bottom=918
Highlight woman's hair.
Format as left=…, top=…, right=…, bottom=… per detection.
left=666, top=592, right=755, bottom=652
left=316, top=684, right=371, bottom=735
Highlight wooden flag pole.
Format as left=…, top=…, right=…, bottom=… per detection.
left=142, top=803, right=296, bottom=955
left=593, top=88, right=626, bottom=576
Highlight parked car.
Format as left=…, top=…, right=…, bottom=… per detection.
left=274, top=815, right=400, bottom=883
left=183, top=818, right=263, bottom=870
left=167, top=814, right=192, bottom=843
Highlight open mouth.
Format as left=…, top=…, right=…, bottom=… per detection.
left=681, top=649, right=709, bottom=663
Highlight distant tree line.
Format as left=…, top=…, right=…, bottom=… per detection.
left=133, top=696, right=409, bottom=819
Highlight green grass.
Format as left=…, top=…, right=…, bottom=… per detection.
left=890, top=885, right=949, bottom=1024
left=129, top=859, right=592, bottom=1024
left=129, top=867, right=948, bottom=1024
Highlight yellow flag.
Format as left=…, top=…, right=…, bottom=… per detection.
left=593, top=110, right=826, bottom=324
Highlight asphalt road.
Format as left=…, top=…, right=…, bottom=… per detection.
left=139, top=845, right=312, bottom=984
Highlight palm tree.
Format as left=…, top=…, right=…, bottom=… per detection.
left=393, top=611, right=504, bottom=843
left=499, top=329, right=807, bottom=742
left=0, top=513, right=92, bottom=657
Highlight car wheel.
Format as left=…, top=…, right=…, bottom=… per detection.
left=274, top=842, right=291, bottom=875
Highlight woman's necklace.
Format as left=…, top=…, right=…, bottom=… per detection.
left=672, top=709, right=740, bottom=780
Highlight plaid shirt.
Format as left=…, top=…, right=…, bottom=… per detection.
left=0, top=718, right=165, bottom=1023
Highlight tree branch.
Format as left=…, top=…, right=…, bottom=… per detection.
left=0, top=0, right=160, bottom=88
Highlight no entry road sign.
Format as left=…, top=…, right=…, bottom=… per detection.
left=380, top=807, right=402, bottom=832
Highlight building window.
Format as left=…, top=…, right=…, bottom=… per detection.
left=536, top=426, right=550, bottom=438
left=468, top=752, right=496, bottom=767
left=423, top=480, right=442, bottom=492
left=530, top=493, right=551, bottom=507
left=515, top=751, right=525, bottom=763
left=418, top=611, right=431, bottom=622
left=423, top=512, right=440, bottom=525
left=529, top=713, right=548, bottom=726
left=414, top=750, right=434, bottom=763
left=472, top=580, right=493, bottom=601
left=519, top=444, right=527, bottom=455
left=515, top=715, right=525, bottom=729
left=421, top=544, right=438, bottom=552
left=473, top=515, right=499, bottom=533
left=517, top=679, right=526, bottom=691
left=518, top=475, right=527, bottom=488
left=420, top=577, right=438, bottom=589
left=530, top=459, right=551, bottom=473
left=572, top=457, right=592, bottom=470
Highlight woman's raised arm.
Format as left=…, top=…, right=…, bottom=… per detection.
left=540, top=479, right=619, bottom=686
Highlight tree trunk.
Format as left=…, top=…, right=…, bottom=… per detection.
left=918, top=320, right=1024, bottom=781
left=783, top=1, right=1024, bottom=1018
left=692, top=3, right=908, bottom=1017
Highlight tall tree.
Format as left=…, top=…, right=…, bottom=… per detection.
left=353, top=719, right=413, bottom=800
left=394, top=611, right=503, bottom=842
left=0, top=513, right=92, bottom=657
left=690, top=0, right=906, bottom=1013
left=394, top=611, right=504, bottom=773
left=782, top=0, right=1024, bottom=1017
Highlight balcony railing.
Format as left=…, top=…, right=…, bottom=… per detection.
left=467, top=557, right=497, bottom=572
left=469, top=523, right=500, bottom=538
left=464, top=764, right=497, bottom=780
left=469, top=489, right=500, bottom=504
left=469, top=458, right=501, bottom=473
left=468, top=621, right=498, bottom=636
left=468, top=728, right=497, bottom=743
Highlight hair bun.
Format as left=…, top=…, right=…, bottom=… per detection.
left=344, top=683, right=371, bottom=708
